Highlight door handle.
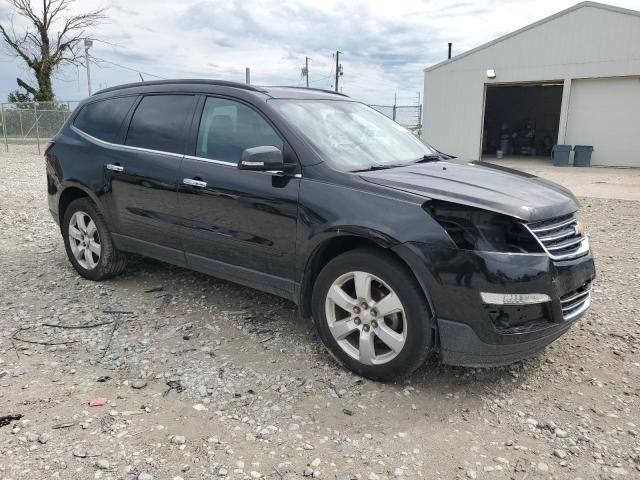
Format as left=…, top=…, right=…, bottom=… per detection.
left=106, top=164, right=124, bottom=172
left=183, top=178, right=207, bottom=188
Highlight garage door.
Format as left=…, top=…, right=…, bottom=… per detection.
left=565, top=77, right=640, bottom=167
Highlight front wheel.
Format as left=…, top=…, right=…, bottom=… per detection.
left=312, top=248, right=433, bottom=381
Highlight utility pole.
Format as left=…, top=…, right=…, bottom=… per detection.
left=245, top=67, right=251, bottom=85
left=334, top=51, right=343, bottom=93
left=305, top=56, right=309, bottom=88
left=84, top=38, right=93, bottom=95
left=392, top=92, right=397, bottom=121
left=301, top=57, right=310, bottom=88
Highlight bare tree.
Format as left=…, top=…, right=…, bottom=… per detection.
left=0, top=0, right=105, bottom=101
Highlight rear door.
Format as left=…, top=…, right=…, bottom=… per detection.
left=102, top=94, right=197, bottom=263
left=178, top=96, right=300, bottom=296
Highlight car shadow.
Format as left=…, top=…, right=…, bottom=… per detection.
left=118, top=255, right=540, bottom=398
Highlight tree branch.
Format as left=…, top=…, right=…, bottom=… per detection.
left=17, top=78, right=38, bottom=96
left=0, top=23, right=36, bottom=68
left=0, top=0, right=107, bottom=100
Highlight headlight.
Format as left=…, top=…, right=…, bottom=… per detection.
left=423, top=200, right=543, bottom=253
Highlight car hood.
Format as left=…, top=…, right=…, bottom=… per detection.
left=359, top=160, right=579, bottom=222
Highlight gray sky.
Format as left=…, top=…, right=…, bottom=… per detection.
left=1, top=0, right=639, bottom=105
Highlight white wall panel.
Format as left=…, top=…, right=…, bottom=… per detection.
left=422, top=4, right=640, bottom=165
left=565, top=76, right=640, bottom=167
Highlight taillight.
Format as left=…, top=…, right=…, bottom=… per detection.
left=44, top=141, right=55, bottom=156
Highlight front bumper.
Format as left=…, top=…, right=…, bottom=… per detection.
left=394, top=242, right=596, bottom=367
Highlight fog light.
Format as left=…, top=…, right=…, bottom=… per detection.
left=480, top=292, right=551, bottom=305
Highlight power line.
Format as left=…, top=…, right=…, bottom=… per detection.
left=308, top=74, right=333, bottom=84
left=89, top=38, right=126, bottom=50
left=91, top=56, right=168, bottom=80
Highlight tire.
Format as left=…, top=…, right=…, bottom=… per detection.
left=62, top=197, right=127, bottom=281
left=312, top=248, right=433, bottom=381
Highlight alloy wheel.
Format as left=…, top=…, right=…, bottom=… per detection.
left=325, top=270, right=407, bottom=365
left=68, top=210, right=101, bottom=270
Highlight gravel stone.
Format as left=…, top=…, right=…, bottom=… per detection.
left=554, top=448, right=568, bottom=459
left=554, top=428, right=568, bottom=438
left=131, top=379, right=147, bottom=389
left=1, top=149, right=638, bottom=480
left=336, top=475, right=353, bottom=480
left=536, top=462, right=549, bottom=473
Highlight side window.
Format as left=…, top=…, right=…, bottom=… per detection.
left=196, top=97, right=283, bottom=163
left=73, top=96, right=136, bottom=143
left=125, top=95, right=195, bottom=154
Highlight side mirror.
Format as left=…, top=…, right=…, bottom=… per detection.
left=238, top=146, right=285, bottom=171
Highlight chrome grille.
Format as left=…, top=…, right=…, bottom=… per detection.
left=560, top=281, right=592, bottom=320
left=525, top=213, right=589, bottom=261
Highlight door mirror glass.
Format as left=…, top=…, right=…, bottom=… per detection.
left=238, top=146, right=285, bottom=171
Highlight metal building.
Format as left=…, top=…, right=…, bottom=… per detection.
left=422, top=1, right=640, bottom=167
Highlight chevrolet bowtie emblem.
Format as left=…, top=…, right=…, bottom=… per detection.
left=575, top=222, right=586, bottom=236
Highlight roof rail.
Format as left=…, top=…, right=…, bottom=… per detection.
left=94, top=79, right=267, bottom=95
left=267, top=86, right=350, bottom=97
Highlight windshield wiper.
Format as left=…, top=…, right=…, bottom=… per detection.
left=352, top=154, right=444, bottom=172
left=413, top=154, right=443, bottom=163
left=351, top=164, right=399, bottom=172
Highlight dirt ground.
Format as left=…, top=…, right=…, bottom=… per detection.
left=1, top=147, right=639, bottom=480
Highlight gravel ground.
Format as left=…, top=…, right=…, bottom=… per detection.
left=1, top=147, right=639, bottom=480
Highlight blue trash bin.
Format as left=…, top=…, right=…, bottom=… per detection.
left=574, top=145, right=594, bottom=167
left=552, top=144, right=572, bottom=167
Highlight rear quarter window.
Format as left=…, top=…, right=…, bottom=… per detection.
left=73, top=96, right=137, bottom=143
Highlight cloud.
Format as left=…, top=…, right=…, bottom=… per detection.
left=0, top=0, right=639, bottom=104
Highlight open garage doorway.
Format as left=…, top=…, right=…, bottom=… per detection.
left=482, top=83, right=563, bottom=160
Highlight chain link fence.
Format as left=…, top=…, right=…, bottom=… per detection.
left=0, top=100, right=422, bottom=154
left=0, top=101, right=80, bottom=153
left=369, top=104, right=422, bottom=135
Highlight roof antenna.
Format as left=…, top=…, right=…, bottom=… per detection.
left=138, top=72, right=145, bottom=82
left=448, top=43, right=452, bottom=59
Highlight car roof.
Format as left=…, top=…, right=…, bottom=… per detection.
left=93, top=79, right=350, bottom=101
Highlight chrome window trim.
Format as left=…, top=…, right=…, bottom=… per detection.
left=183, top=155, right=302, bottom=177
left=71, top=125, right=184, bottom=159
left=72, top=126, right=302, bottom=178
left=183, top=154, right=233, bottom=167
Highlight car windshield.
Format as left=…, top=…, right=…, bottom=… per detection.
left=272, top=99, right=438, bottom=171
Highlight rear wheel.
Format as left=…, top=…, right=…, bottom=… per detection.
left=312, top=248, right=433, bottom=381
left=62, top=198, right=127, bottom=281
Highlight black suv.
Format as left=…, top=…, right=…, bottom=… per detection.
left=46, top=80, right=596, bottom=380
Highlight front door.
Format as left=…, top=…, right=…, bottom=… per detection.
left=178, top=96, right=300, bottom=296
left=103, top=94, right=196, bottom=261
